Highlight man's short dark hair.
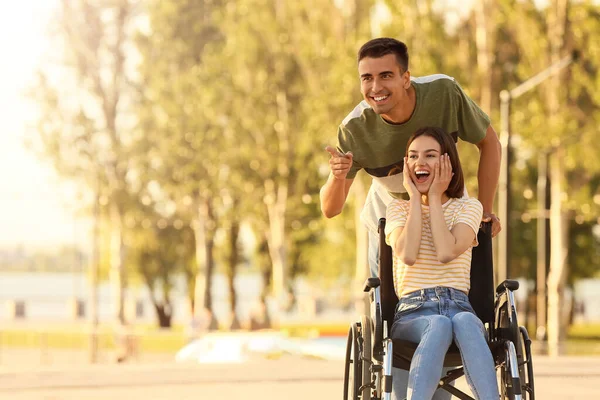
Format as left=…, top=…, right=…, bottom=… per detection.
left=358, top=38, right=409, bottom=72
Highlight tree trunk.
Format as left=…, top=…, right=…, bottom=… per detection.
left=250, top=234, right=272, bottom=330
left=536, top=152, right=549, bottom=341
left=109, top=204, right=126, bottom=326
left=474, top=0, right=493, bottom=113
left=203, top=197, right=219, bottom=330
left=227, top=213, right=241, bottom=330
left=89, top=183, right=100, bottom=363
left=192, top=196, right=219, bottom=330
left=547, top=149, right=569, bottom=356
left=265, top=185, right=287, bottom=305
left=265, top=90, right=290, bottom=314
left=154, top=303, right=173, bottom=328
left=545, top=0, right=570, bottom=357
left=192, top=198, right=206, bottom=316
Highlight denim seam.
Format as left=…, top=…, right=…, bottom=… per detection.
left=453, top=334, right=481, bottom=400
left=409, top=318, right=431, bottom=398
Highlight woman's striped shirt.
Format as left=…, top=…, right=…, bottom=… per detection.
left=384, top=197, right=483, bottom=297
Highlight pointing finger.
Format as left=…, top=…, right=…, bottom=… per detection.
left=326, top=146, right=353, bottom=160
left=325, top=146, right=342, bottom=158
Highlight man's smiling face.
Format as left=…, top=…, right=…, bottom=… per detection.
left=358, top=53, right=411, bottom=123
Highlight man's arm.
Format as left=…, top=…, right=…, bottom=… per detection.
left=320, top=146, right=354, bottom=218
left=476, top=124, right=502, bottom=236
left=320, top=175, right=354, bottom=218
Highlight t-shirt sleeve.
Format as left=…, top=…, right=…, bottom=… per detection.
left=456, top=198, right=484, bottom=246
left=385, top=199, right=408, bottom=246
left=336, top=124, right=362, bottom=179
left=453, top=80, right=490, bottom=144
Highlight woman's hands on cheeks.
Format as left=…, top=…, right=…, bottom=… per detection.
left=402, top=157, right=419, bottom=199
left=428, top=154, right=453, bottom=199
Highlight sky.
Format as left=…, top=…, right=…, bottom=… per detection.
left=0, top=1, right=90, bottom=250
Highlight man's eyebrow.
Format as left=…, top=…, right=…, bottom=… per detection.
left=360, top=71, right=396, bottom=79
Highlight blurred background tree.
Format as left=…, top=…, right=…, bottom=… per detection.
left=29, top=0, right=141, bottom=329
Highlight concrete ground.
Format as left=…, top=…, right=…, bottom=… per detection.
left=1, top=354, right=599, bottom=400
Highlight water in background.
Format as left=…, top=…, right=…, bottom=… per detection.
left=0, top=272, right=598, bottom=324
left=0, top=271, right=353, bottom=324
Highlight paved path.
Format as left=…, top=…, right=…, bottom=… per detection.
left=1, top=355, right=599, bottom=399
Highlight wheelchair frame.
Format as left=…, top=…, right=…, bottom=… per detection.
left=343, top=219, right=535, bottom=400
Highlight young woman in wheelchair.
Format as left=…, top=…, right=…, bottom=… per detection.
left=385, top=126, right=499, bottom=400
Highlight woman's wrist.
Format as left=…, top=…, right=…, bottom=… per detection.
left=409, top=197, right=422, bottom=208
left=428, top=194, right=443, bottom=206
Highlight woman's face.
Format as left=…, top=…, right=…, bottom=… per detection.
left=406, top=135, right=443, bottom=194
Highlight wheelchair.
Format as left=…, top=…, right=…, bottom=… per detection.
left=343, top=219, right=535, bottom=400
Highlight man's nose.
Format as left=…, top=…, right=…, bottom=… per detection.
left=372, top=77, right=382, bottom=92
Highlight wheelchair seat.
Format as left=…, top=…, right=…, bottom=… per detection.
left=393, top=340, right=463, bottom=370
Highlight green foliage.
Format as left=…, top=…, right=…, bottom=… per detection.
left=31, top=0, right=600, bottom=312
left=126, top=210, right=196, bottom=303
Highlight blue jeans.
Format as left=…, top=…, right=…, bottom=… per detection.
left=391, top=287, right=499, bottom=400
left=368, top=231, right=452, bottom=400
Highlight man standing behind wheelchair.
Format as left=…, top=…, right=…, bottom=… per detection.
left=385, top=127, right=499, bottom=399
left=320, top=37, right=502, bottom=400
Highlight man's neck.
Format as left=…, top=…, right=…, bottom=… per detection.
left=381, top=86, right=416, bottom=124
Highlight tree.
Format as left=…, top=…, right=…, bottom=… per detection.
left=136, top=0, right=227, bottom=329
left=30, top=0, right=140, bottom=327
left=126, top=207, right=195, bottom=328
left=202, top=0, right=372, bottom=314
left=487, top=0, right=600, bottom=353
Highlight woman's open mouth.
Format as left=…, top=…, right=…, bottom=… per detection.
left=415, top=170, right=430, bottom=184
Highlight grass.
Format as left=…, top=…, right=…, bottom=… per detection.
left=568, top=323, right=600, bottom=340
left=0, top=325, right=186, bottom=353
left=1, top=321, right=600, bottom=355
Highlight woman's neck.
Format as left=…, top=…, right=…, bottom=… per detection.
left=421, top=193, right=450, bottom=206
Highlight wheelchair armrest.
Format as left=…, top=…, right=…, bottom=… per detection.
left=364, top=277, right=381, bottom=292
left=495, top=279, right=519, bottom=294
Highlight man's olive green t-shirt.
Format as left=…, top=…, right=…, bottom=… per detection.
left=337, top=74, right=490, bottom=197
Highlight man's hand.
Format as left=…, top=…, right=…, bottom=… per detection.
left=325, top=146, right=353, bottom=180
left=482, top=212, right=501, bottom=238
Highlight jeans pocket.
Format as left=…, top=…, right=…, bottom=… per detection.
left=455, top=299, right=475, bottom=313
left=395, top=298, right=424, bottom=319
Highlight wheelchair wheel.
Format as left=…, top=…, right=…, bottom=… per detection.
left=343, top=319, right=372, bottom=400
left=500, top=340, right=521, bottom=400
left=344, top=324, right=361, bottom=400
left=360, top=315, right=373, bottom=400
left=496, top=296, right=532, bottom=399
left=517, top=327, right=535, bottom=400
